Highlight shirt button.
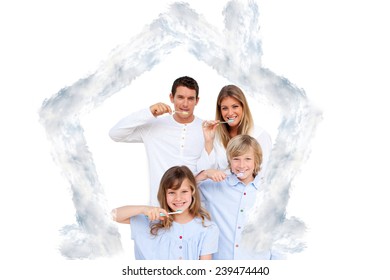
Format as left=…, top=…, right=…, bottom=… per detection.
left=238, top=226, right=241, bottom=229
left=235, top=244, right=239, bottom=248
left=179, top=257, right=183, bottom=260
left=240, top=209, right=244, bottom=212
left=179, top=235, right=183, bottom=239
left=244, top=192, right=247, bottom=195
left=179, top=246, right=182, bottom=249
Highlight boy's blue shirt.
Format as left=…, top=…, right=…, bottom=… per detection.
left=198, top=173, right=272, bottom=259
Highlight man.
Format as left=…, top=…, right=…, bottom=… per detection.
left=109, top=76, right=204, bottom=206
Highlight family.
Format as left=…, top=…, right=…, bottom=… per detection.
left=109, top=76, right=277, bottom=260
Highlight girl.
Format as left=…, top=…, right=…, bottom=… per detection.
left=198, top=85, right=272, bottom=180
left=112, top=165, right=219, bottom=260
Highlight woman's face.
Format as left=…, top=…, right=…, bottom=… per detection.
left=220, top=96, right=243, bottom=127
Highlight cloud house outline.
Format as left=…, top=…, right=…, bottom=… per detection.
left=39, top=1, right=321, bottom=259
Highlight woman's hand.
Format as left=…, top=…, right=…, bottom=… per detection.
left=202, top=120, right=220, bottom=154
left=202, top=120, right=219, bottom=141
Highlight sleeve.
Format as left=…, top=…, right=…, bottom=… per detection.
left=108, top=107, right=155, bottom=143
left=198, top=181, right=209, bottom=206
left=196, top=148, right=217, bottom=172
left=200, top=222, right=220, bottom=256
left=130, top=215, right=150, bottom=240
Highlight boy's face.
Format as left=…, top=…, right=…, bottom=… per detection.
left=170, top=86, right=199, bottom=123
left=230, top=149, right=255, bottom=185
left=166, top=178, right=193, bottom=213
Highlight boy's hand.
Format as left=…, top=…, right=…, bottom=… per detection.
left=207, top=169, right=227, bottom=182
left=197, top=169, right=227, bottom=182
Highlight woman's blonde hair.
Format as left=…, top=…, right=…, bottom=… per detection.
left=150, top=166, right=211, bottom=235
left=227, top=135, right=263, bottom=177
left=215, top=85, right=254, bottom=148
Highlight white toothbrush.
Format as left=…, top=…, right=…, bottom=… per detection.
left=203, top=119, right=234, bottom=127
left=172, top=110, right=189, bottom=115
left=159, top=210, right=183, bottom=216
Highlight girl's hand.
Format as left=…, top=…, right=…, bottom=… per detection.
left=143, top=206, right=168, bottom=221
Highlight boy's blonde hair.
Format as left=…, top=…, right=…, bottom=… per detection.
left=227, top=135, right=263, bottom=177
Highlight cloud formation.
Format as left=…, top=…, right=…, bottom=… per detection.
left=39, top=0, right=321, bottom=259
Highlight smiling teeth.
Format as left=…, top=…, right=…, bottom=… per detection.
left=173, top=203, right=185, bottom=207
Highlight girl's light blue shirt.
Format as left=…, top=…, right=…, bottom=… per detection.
left=130, top=215, right=219, bottom=260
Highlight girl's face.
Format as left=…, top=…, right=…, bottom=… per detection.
left=166, top=178, right=193, bottom=213
left=220, top=96, right=243, bottom=127
left=230, top=149, right=255, bottom=185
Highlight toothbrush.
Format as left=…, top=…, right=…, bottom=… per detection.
left=172, top=110, right=189, bottom=115
left=219, top=119, right=234, bottom=124
left=159, top=210, right=183, bottom=216
left=236, top=172, right=244, bottom=178
left=203, top=119, right=234, bottom=127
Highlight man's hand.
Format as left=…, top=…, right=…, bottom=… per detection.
left=150, top=102, right=172, bottom=117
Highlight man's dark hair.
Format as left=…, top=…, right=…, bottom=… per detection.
left=171, top=76, right=199, bottom=98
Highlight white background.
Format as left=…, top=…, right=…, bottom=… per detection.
left=1, top=0, right=389, bottom=279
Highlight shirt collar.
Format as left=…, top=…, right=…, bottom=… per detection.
left=226, top=173, right=262, bottom=190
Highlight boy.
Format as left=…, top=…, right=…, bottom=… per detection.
left=197, top=134, right=273, bottom=259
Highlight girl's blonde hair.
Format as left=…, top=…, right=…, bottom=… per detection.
left=215, top=85, right=254, bottom=148
left=227, top=135, right=263, bottom=177
left=150, top=166, right=211, bottom=235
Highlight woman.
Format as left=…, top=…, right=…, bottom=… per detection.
left=197, top=85, right=272, bottom=178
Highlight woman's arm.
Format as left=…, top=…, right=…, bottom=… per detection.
left=111, top=205, right=168, bottom=224
left=201, top=120, right=219, bottom=154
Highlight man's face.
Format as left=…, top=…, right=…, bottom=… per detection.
left=170, top=86, right=199, bottom=123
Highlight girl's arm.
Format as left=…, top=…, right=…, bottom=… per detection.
left=199, top=254, right=212, bottom=260
left=111, top=205, right=168, bottom=224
